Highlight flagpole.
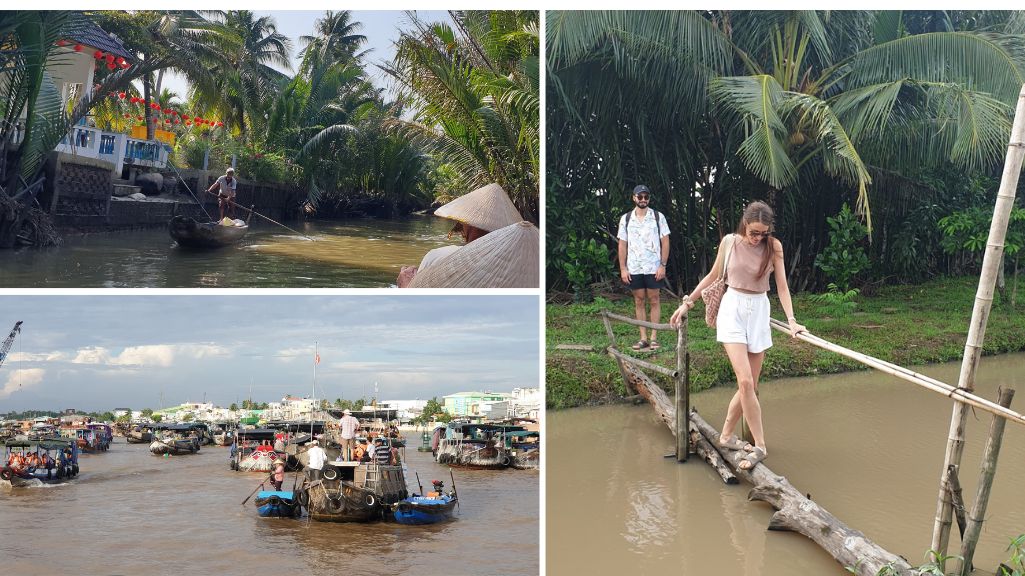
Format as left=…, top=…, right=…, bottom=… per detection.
left=312, top=342, right=318, bottom=437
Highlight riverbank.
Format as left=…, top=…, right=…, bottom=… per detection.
left=547, top=276, right=1025, bottom=409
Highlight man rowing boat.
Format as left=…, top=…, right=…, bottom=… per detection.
left=207, top=167, right=238, bottom=220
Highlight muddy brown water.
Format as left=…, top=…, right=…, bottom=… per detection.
left=0, top=216, right=458, bottom=287
left=0, top=440, right=538, bottom=575
left=548, top=352, right=1025, bottom=575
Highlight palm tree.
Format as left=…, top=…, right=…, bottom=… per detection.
left=298, top=10, right=368, bottom=76
left=383, top=10, right=540, bottom=221
left=547, top=10, right=1025, bottom=290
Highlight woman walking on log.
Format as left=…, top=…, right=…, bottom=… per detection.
left=670, top=201, right=806, bottom=470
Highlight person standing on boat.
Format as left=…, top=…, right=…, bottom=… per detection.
left=338, top=409, right=359, bottom=461
left=305, top=439, right=326, bottom=481
left=618, top=184, right=671, bottom=352
left=670, top=201, right=806, bottom=471
left=271, top=459, right=286, bottom=491
left=373, top=438, right=391, bottom=465
left=207, top=167, right=237, bottom=221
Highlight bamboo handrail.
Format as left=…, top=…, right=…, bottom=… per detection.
left=607, top=346, right=679, bottom=378
left=602, top=310, right=675, bottom=331
left=767, top=318, right=1025, bottom=427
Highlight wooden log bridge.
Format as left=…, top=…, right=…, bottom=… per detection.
left=625, top=362, right=919, bottom=575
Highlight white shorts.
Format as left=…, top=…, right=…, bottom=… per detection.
left=716, top=288, right=773, bottom=354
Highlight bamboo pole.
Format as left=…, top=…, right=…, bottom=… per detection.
left=602, top=310, right=675, bottom=331
left=958, top=387, right=1016, bottom=576
left=675, top=315, right=688, bottom=462
left=601, top=310, right=634, bottom=394
left=767, top=319, right=1025, bottom=427
left=607, top=347, right=678, bottom=378
left=932, top=83, right=1025, bottom=561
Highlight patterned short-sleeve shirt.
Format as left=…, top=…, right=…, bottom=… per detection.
left=617, top=209, right=670, bottom=275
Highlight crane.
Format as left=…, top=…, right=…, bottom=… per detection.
left=0, top=321, right=23, bottom=369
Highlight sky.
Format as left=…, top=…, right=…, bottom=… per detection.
left=0, top=296, right=539, bottom=413
left=160, top=10, right=452, bottom=101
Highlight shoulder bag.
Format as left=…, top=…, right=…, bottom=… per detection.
left=701, top=234, right=736, bottom=328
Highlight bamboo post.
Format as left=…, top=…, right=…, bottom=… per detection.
left=931, top=83, right=1025, bottom=561
left=958, top=387, right=1016, bottom=576
left=602, top=310, right=634, bottom=394
left=675, top=315, right=688, bottom=462
left=607, top=347, right=678, bottom=378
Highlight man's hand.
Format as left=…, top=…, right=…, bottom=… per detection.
left=620, top=269, right=631, bottom=284
left=655, top=264, right=666, bottom=281
left=397, top=265, right=418, bottom=288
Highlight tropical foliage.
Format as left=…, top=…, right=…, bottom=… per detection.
left=548, top=10, right=1025, bottom=292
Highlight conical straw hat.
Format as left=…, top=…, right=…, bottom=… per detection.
left=409, top=221, right=539, bottom=288
left=434, top=183, right=522, bottom=232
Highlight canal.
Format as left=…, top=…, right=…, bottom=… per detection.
left=0, top=216, right=458, bottom=288
left=548, top=352, right=1025, bottom=575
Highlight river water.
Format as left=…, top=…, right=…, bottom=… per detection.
left=548, top=353, right=1025, bottom=575
left=0, top=217, right=458, bottom=287
left=0, top=439, right=538, bottom=575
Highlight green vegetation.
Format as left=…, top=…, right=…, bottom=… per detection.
left=413, top=397, right=452, bottom=426
left=547, top=277, right=1025, bottom=409
left=547, top=10, right=1025, bottom=295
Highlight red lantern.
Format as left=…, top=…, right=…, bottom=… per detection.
left=151, top=103, right=159, bottom=110
left=121, top=61, right=130, bottom=69
left=118, top=92, right=126, bottom=100
left=185, top=121, right=192, bottom=126
left=106, top=62, right=115, bottom=70
left=124, top=113, right=130, bottom=118
left=56, top=40, right=67, bottom=47
left=105, top=53, right=115, bottom=63
left=181, top=114, right=189, bottom=121
left=74, top=44, right=83, bottom=52
left=217, top=121, right=224, bottom=127
left=165, top=119, right=171, bottom=125
left=136, top=115, right=143, bottom=120
left=173, top=118, right=180, bottom=124
left=93, top=50, right=103, bottom=59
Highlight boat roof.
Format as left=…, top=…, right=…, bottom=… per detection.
left=447, top=422, right=527, bottom=433
left=236, top=428, right=277, bottom=439
left=2, top=438, right=75, bottom=449
left=263, top=421, right=327, bottom=432
left=327, top=408, right=398, bottom=420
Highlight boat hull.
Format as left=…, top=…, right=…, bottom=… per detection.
left=392, top=496, right=457, bottom=525
left=254, top=491, right=301, bottom=518
left=169, top=215, right=248, bottom=249
left=150, top=439, right=199, bottom=456
left=305, top=481, right=382, bottom=523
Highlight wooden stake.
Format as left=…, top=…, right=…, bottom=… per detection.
left=675, top=315, right=688, bottom=462
left=958, top=387, right=1016, bottom=576
left=932, top=84, right=1025, bottom=560
left=602, top=311, right=633, bottom=394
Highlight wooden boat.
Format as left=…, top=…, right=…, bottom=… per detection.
left=60, top=426, right=102, bottom=453
left=169, top=215, right=248, bottom=248
left=149, top=426, right=202, bottom=456
left=253, top=490, right=301, bottom=518
left=508, top=430, right=540, bottom=470
left=1, top=439, right=80, bottom=488
left=230, top=428, right=279, bottom=471
left=87, top=423, right=113, bottom=450
left=125, top=424, right=154, bottom=444
left=392, top=480, right=457, bottom=525
left=435, top=422, right=518, bottom=469
left=300, top=461, right=408, bottom=523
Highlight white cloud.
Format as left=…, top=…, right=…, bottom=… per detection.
left=71, top=344, right=231, bottom=367
left=7, top=351, right=66, bottom=362
left=0, top=368, right=45, bottom=399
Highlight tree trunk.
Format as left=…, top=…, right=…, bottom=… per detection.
left=144, top=69, right=154, bottom=141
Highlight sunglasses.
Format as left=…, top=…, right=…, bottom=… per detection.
left=747, top=229, right=771, bottom=239
left=635, top=195, right=650, bottom=200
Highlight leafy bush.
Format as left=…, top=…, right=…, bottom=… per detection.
left=809, top=283, right=859, bottom=317
left=562, top=231, right=612, bottom=301
left=815, top=203, right=869, bottom=292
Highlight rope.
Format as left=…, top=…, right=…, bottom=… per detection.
left=164, top=159, right=213, bottom=221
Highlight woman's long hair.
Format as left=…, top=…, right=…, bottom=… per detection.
left=735, top=201, right=775, bottom=278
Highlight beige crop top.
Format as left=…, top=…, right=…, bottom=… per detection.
left=726, top=234, right=774, bottom=292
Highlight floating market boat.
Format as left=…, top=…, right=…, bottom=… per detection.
left=299, top=459, right=408, bottom=523
left=149, top=425, right=203, bottom=455
left=392, top=479, right=458, bottom=525
left=434, top=422, right=521, bottom=469
left=211, top=423, right=235, bottom=446
left=230, top=428, right=280, bottom=471
left=507, top=430, right=540, bottom=470
left=60, top=426, right=103, bottom=453
left=254, top=490, right=302, bottom=518
left=1, top=438, right=80, bottom=488
left=87, top=423, right=113, bottom=450
left=169, top=215, right=249, bottom=249
left=125, top=424, right=154, bottom=444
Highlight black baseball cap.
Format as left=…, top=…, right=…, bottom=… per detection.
left=633, top=184, right=651, bottom=196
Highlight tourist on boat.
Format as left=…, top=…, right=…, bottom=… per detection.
left=352, top=440, right=367, bottom=462
left=271, top=459, right=286, bottom=491
left=373, top=438, right=391, bottom=465
left=670, top=201, right=806, bottom=471
left=338, top=409, right=359, bottom=461
left=207, top=167, right=238, bottom=220
left=7, top=451, right=24, bottom=471
left=305, top=439, right=326, bottom=481
left=397, top=183, right=522, bottom=287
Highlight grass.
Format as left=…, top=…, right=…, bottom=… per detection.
left=546, top=277, right=1025, bottom=409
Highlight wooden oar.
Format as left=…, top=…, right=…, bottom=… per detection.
left=449, top=469, right=459, bottom=513
left=241, top=474, right=272, bottom=506
left=415, top=471, right=424, bottom=496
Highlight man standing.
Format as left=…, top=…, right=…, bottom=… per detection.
left=305, top=439, right=326, bottom=482
left=617, top=184, right=671, bottom=351
left=206, top=167, right=237, bottom=220
left=338, top=409, right=359, bottom=461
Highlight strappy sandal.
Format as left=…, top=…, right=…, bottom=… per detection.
left=648, top=341, right=661, bottom=351
left=738, top=447, right=767, bottom=470
left=718, top=435, right=752, bottom=451
left=631, top=340, right=649, bottom=351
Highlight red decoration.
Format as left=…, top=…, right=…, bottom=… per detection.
left=136, top=116, right=143, bottom=120
left=74, top=44, right=83, bottom=52
left=181, top=114, right=189, bottom=121
left=165, top=120, right=171, bottom=125
left=118, top=92, right=126, bottom=100
left=106, top=54, right=115, bottom=63
left=185, top=121, right=192, bottom=126
left=217, top=121, right=224, bottom=127
left=173, top=118, right=180, bottom=124
left=94, top=50, right=103, bottom=59
left=56, top=40, right=67, bottom=47
left=151, top=103, right=160, bottom=110
left=106, top=62, right=115, bottom=70
left=124, top=113, right=130, bottom=118
left=121, top=61, right=130, bottom=69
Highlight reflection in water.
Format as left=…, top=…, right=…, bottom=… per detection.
left=548, top=353, right=1025, bottom=576
left=0, top=217, right=459, bottom=287
left=0, top=440, right=538, bottom=575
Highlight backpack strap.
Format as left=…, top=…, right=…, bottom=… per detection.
left=714, top=234, right=736, bottom=281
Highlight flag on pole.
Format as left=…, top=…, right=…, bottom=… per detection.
left=315, top=352, right=320, bottom=365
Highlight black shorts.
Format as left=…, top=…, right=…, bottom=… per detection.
left=629, top=274, right=665, bottom=291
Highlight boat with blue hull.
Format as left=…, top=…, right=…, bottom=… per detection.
left=391, top=480, right=458, bottom=525
left=254, top=490, right=301, bottom=518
